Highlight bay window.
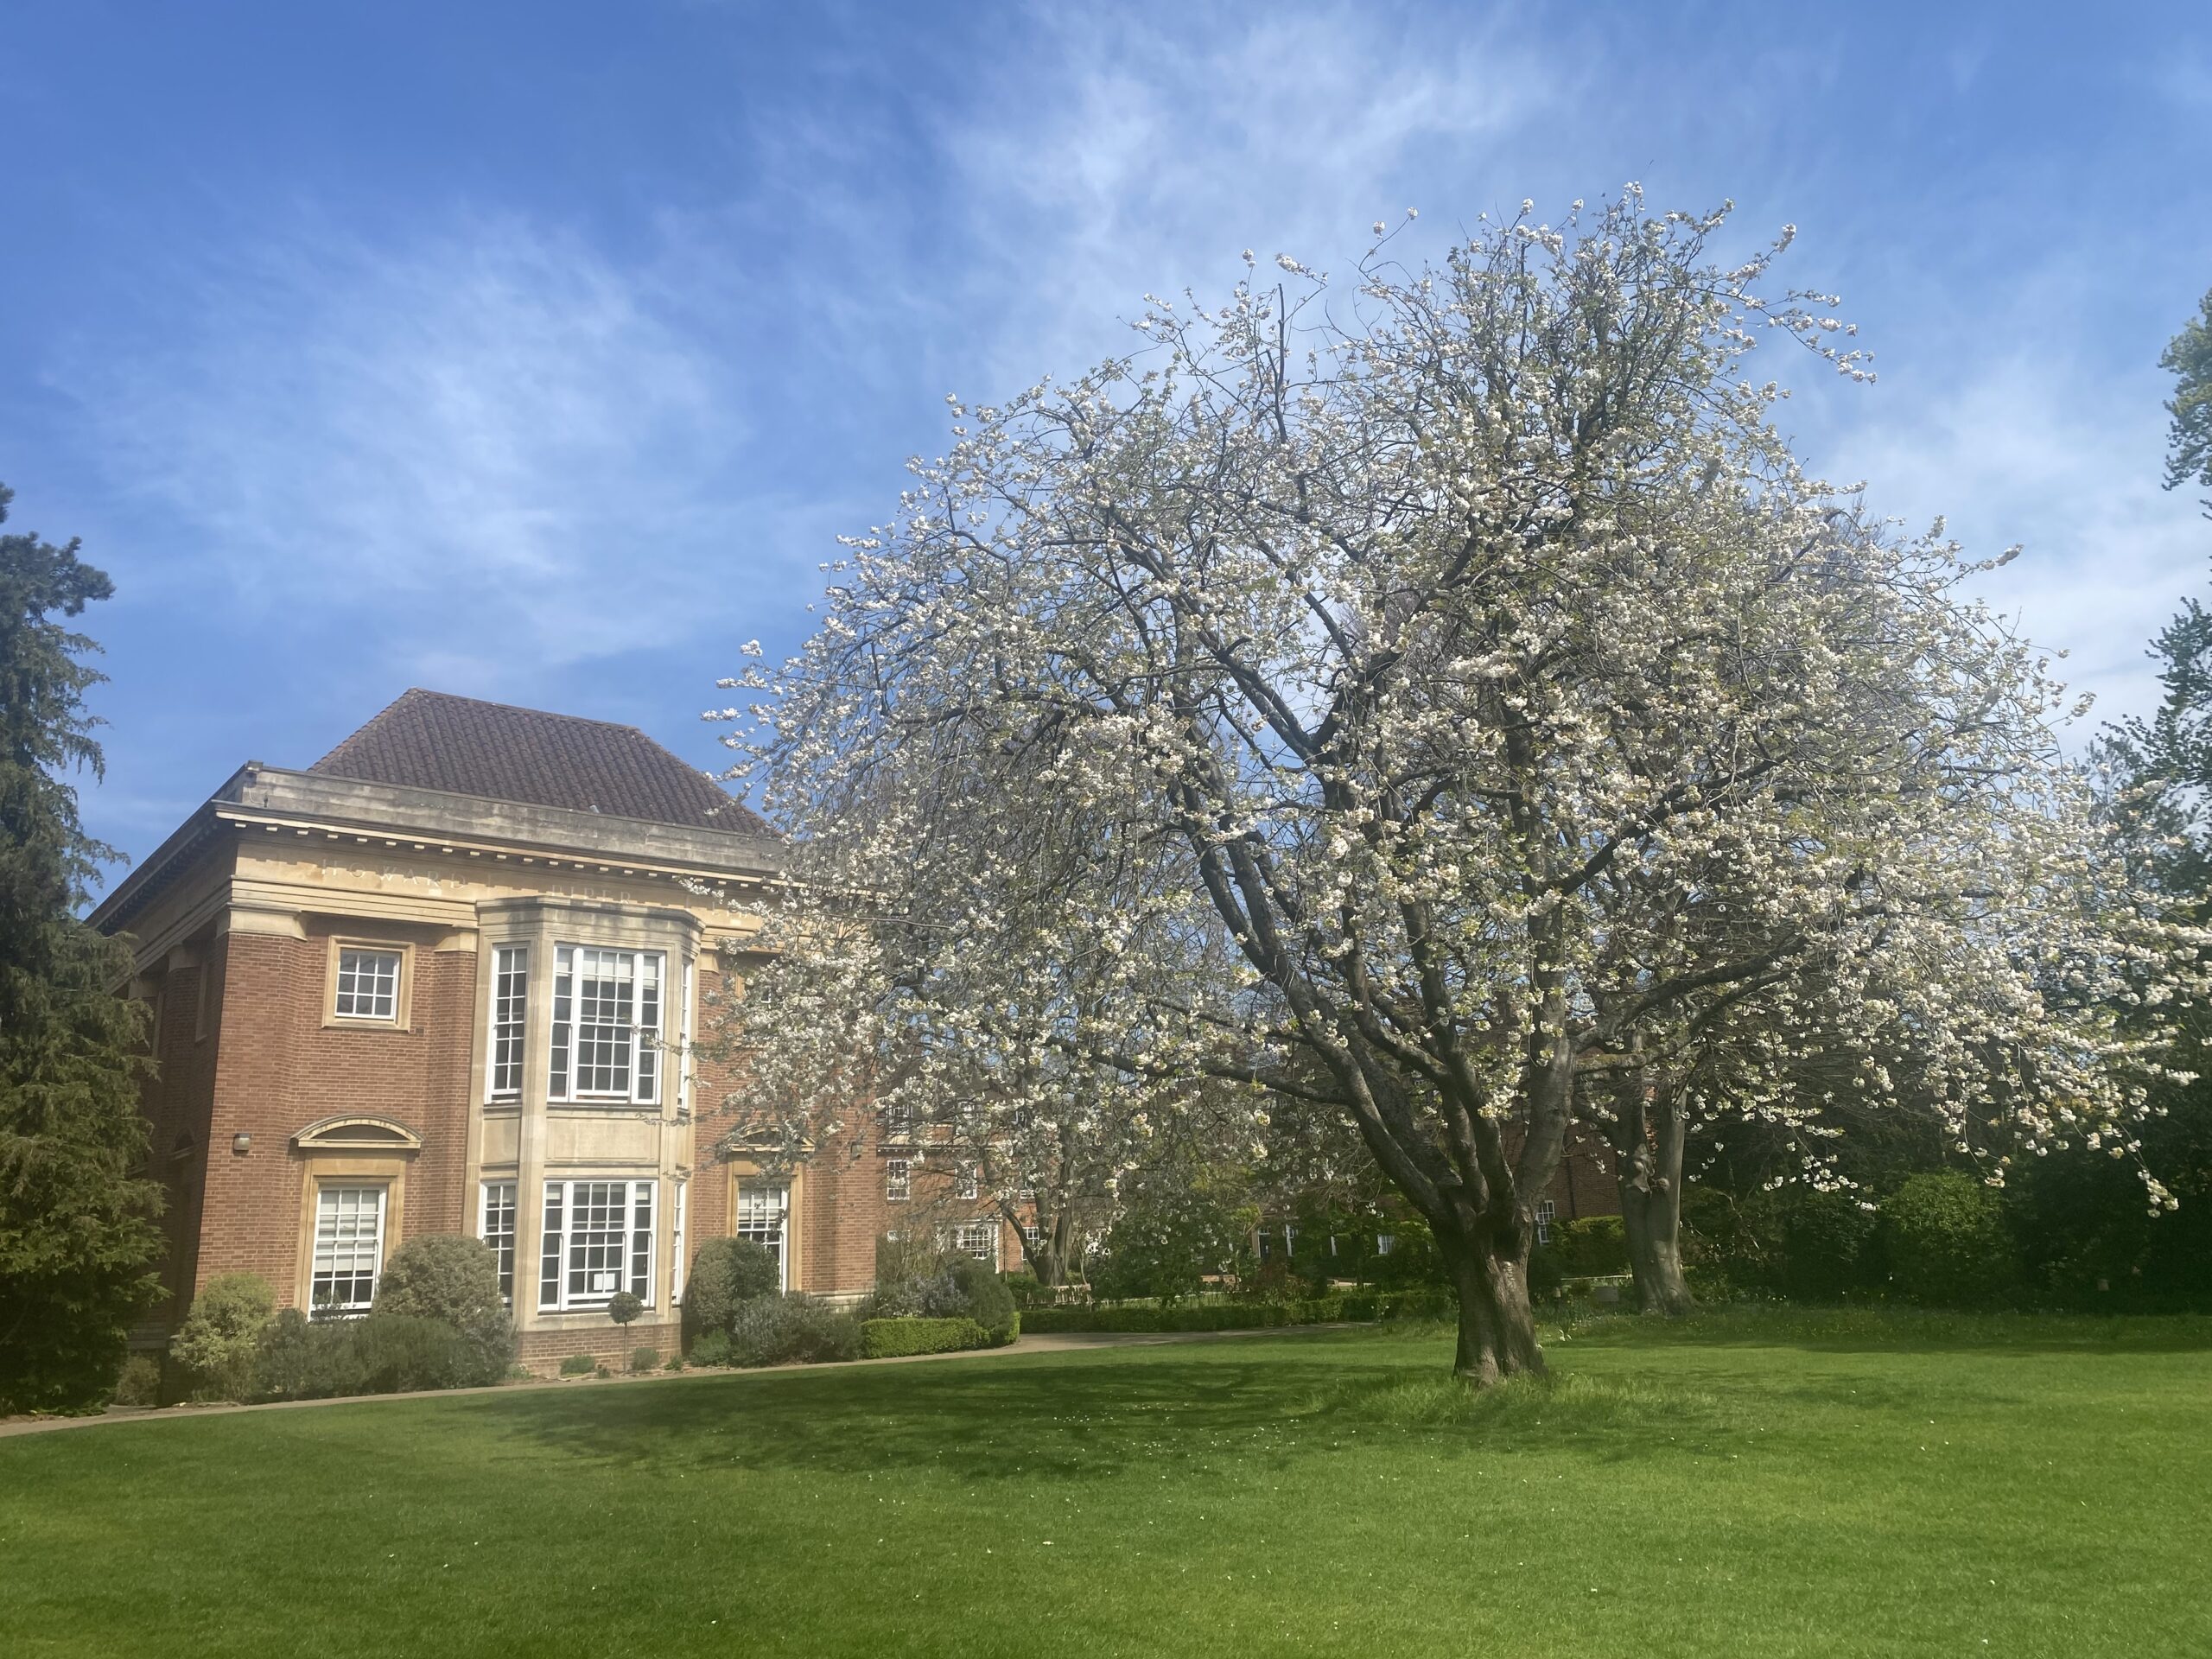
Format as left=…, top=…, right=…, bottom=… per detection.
left=549, top=946, right=664, bottom=1104
left=538, top=1179, right=657, bottom=1311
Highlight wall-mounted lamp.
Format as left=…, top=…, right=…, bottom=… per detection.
left=232, top=1133, right=252, bottom=1156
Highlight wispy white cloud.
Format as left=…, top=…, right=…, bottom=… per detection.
left=60, top=214, right=811, bottom=689
left=1826, top=354, right=2201, bottom=734
left=933, top=5, right=1566, bottom=386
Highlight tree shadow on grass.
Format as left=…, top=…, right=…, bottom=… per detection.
left=472, top=1337, right=1738, bottom=1483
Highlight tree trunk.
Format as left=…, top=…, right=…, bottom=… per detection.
left=1618, top=1093, right=1695, bottom=1317
left=1440, top=1232, right=1547, bottom=1385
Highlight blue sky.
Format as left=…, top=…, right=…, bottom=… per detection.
left=4, top=1, right=2209, bottom=880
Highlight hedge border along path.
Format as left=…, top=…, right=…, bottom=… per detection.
left=861, top=1316, right=1014, bottom=1358
left=1016, top=1288, right=1454, bottom=1333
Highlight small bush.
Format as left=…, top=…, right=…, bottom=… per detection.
left=171, top=1273, right=276, bottom=1402
left=1529, top=1245, right=1565, bottom=1301
left=728, top=1293, right=863, bottom=1367
left=1551, top=1217, right=1629, bottom=1277
left=689, top=1330, right=732, bottom=1367
left=861, top=1318, right=993, bottom=1358
left=372, top=1235, right=514, bottom=1376
left=254, top=1308, right=503, bottom=1399
left=663, top=1353, right=685, bottom=1371
left=1003, top=1272, right=1052, bottom=1309
left=559, top=1353, right=598, bottom=1376
left=111, top=1354, right=162, bottom=1408
left=630, top=1345, right=661, bottom=1374
left=949, top=1255, right=1018, bottom=1343
left=862, top=1263, right=970, bottom=1321
left=607, top=1290, right=645, bottom=1328
left=1886, top=1171, right=2018, bottom=1307
left=682, top=1236, right=783, bottom=1348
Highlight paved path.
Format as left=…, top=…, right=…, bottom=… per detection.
left=0, top=1323, right=1357, bottom=1440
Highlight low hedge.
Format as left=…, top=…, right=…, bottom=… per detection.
left=861, top=1316, right=1016, bottom=1359
left=1018, top=1287, right=1452, bottom=1334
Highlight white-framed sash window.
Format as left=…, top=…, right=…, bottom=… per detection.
left=885, top=1159, right=910, bottom=1202
left=948, top=1220, right=999, bottom=1267
left=671, top=1180, right=688, bottom=1302
left=737, top=1180, right=791, bottom=1292
left=487, top=946, right=528, bottom=1099
left=333, top=949, right=401, bottom=1022
left=480, top=1180, right=518, bottom=1303
left=549, top=947, right=664, bottom=1104
left=538, top=1179, right=657, bottom=1311
left=1535, top=1198, right=1556, bottom=1246
left=310, top=1185, right=387, bottom=1313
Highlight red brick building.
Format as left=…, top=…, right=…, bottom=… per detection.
left=92, top=690, right=1018, bottom=1371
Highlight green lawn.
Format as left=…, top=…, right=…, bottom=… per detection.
left=4, top=1310, right=2209, bottom=1657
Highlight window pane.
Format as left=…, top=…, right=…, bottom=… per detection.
left=490, top=947, right=528, bottom=1097
left=334, top=949, right=400, bottom=1020
left=480, top=1181, right=517, bottom=1302
left=671, top=1181, right=688, bottom=1302
left=550, top=947, right=573, bottom=1099
left=636, top=955, right=661, bottom=1103
left=575, top=949, right=635, bottom=1096
left=886, top=1160, right=909, bottom=1202
left=628, top=1181, right=656, bottom=1300
left=310, top=1186, right=385, bottom=1312
left=539, top=1184, right=564, bottom=1309
left=950, top=1221, right=998, bottom=1266
left=737, top=1181, right=790, bottom=1293
left=564, top=1180, right=630, bottom=1304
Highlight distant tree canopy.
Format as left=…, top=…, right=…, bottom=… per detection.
left=0, top=483, right=162, bottom=1414
left=2163, top=286, right=2212, bottom=517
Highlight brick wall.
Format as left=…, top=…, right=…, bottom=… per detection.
left=194, top=923, right=476, bottom=1306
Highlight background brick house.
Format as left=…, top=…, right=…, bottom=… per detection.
left=92, top=690, right=1022, bottom=1372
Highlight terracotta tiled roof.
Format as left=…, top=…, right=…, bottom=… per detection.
left=308, top=689, right=766, bottom=834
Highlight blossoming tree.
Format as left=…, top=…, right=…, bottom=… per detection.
left=720, top=192, right=2200, bottom=1381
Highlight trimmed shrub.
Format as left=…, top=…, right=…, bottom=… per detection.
left=253, top=1307, right=504, bottom=1399
left=861, top=1317, right=993, bottom=1358
left=1003, top=1272, right=1052, bottom=1309
left=559, top=1353, right=598, bottom=1376
left=349, top=1312, right=487, bottom=1392
left=372, top=1235, right=514, bottom=1376
left=862, top=1262, right=970, bottom=1321
left=949, top=1255, right=1018, bottom=1344
left=1363, top=1217, right=1451, bottom=1290
left=689, top=1330, right=732, bottom=1367
left=630, top=1345, right=660, bottom=1373
left=253, top=1309, right=330, bottom=1400
left=728, top=1293, right=863, bottom=1367
left=1019, top=1287, right=1451, bottom=1334
left=171, top=1273, right=276, bottom=1402
left=1551, top=1217, right=1629, bottom=1277
left=1886, top=1171, right=2018, bottom=1307
left=1776, top=1187, right=1884, bottom=1302
left=111, top=1353, right=162, bottom=1408
left=607, top=1290, right=645, bottom=1328
left=1528, top=1244, right=1565, bottom=1301
left=681, top=1236, right=783, bottom=1348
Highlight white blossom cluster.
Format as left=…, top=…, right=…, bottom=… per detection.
left=715, top=192, right=2203, bottom=1363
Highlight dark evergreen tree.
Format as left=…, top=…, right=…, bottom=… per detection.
left=0, top=484, right=162, bottom=1413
